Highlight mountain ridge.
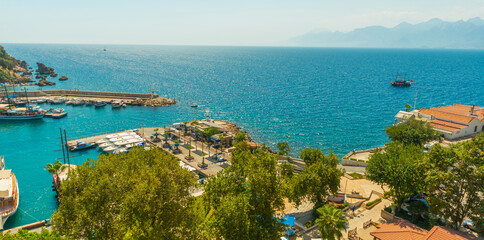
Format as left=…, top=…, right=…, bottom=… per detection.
left=288, top=18, right=484, bottom=49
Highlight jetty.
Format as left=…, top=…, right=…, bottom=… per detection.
left=15, top=90, right=177, bottom=107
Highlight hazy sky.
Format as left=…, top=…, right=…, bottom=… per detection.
left=2, top=0, right=484, bottom=45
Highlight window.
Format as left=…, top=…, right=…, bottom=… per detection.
left=475, top=126, right=478, bottom=132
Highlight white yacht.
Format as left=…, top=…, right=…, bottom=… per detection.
left=0, top=156, right=19, bottom=230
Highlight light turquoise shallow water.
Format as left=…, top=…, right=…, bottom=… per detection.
left=1, top=44, right=483, bottom=228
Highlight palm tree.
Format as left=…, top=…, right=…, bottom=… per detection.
left=186, top=145, right=193, bottom=160
left=44, top=160, right=67, bottom=178
left=405, top=104, right=412, bottom=112
left=314, top=205, right=347, bottom=240
left=201, top=153, right=206, bottom=165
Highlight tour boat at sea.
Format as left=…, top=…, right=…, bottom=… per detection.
left=390, top=75, right=413, bottom=87
left=0, top=156, right=19, bottom=230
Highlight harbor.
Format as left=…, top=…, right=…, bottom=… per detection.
left=66, top=118, right=250, bottom=177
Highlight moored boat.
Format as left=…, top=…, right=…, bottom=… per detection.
left=69, top=142, right=95, bottom=151
left=103, top=146, right=118, bottom=153
left=93, top=101, right=107, bottom=107
left=0, top=156, right=19, bottom=230
left=111, top=100, right=123, bottom=109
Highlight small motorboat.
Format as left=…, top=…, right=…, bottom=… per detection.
left=113, top=148, right=128, bottom=154
left=98, top=142, right=112, bottom=148
left=191, top=103, right=198, bottom=108
left=113, top=140, right=129, bottom=146
left=71, top=100, right=85, bottom=106
left=111, top=101, right=123, bottom=109
left=95, top=139, right=108, bottom=144
left=69, top=142, right=95, bottom=151
left=94, top=101, right=107, bottom=108
left=103, top=146, right=118, bottom=153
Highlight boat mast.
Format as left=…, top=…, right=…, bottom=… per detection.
left=3, top=86, right=12, bottom=110
left=64, top=129, right=70, bottom=169
left=23, top=87, right=30, bottom=106
left=414, top=90, right=418, bottom=110
left=60, top=128, right=66, bottom=164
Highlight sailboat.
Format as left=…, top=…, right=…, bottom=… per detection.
left=0, top=87, right=45, bottom=120
left=0, top=156, right=19, bottom=230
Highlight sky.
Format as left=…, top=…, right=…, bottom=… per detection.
left=1, top=0, right=484, bottom=45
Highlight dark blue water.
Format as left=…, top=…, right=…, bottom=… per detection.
left=1, top=44, right=483, bottom=228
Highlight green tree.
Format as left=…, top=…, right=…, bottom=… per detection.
left=44, top=160, right=66, bottom=178
left=0, top=228, right=66, bottom=240
left=186, top=144, right=193, bottom=159
left=0, top=69, right=14, bottom=83
left=407, top=200, right=428, bottom=222
left=204, top=146, right=285, bottom=240
left=234, top=131, right=247, bottom=143
left=366, top=142, right=426, bottom=211
left=314, top=205, right=347, bottom=240
left=385, top=118, right=441, bottom=146
left=52, top=147, right=198, bottom=239
left=276, top=142, right=290, bottom=156
left=405, top=104, right=412, bottom=112
left=203, top=127, right=220, bottom=141
left=299, top=148, right=326, bottom=166
left=424, top=134, right=484, bottom=230
left=291, top=149, right=343, bottom=208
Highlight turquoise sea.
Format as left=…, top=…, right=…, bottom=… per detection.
left=1, top=44, right=484, bottom=229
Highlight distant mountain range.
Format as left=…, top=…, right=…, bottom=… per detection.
left=287, top=17, right=484, bottom=49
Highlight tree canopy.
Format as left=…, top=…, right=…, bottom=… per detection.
left=0, top=229, right=66, bottom=240
left=276, top=142, right=290, bottom=156
left=204, top=145, right=285, bottom=240
left=314, top=205, right=347, bottom=240
left=52, top=147, right=199, bottom=239
left=385, top=118, right=440, bottom=146
left=291, top=148, right=343, bottom=208
left=424, top=134, right=484, bottom=229
left=366, top=142, right=426, bottom=210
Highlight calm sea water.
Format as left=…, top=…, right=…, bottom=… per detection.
left=1, top=44, right=483, bottom=228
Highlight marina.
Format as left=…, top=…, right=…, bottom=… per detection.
left=1, top=44, right=483, bottom=234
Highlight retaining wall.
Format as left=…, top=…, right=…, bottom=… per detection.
left=18, top=90, right=156, bottom=99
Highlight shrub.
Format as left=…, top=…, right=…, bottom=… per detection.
left=366, top=198, right=382, bottom=207
left=304, top=220, right=314, bottom=228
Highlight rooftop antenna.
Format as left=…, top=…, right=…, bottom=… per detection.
left=414, top=90, right=418, bottom=110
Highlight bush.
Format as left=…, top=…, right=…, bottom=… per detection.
left=348, top=172, right=364, bottom=179
left=304, top=220, right=314, bottom=228
left=366, top=198, right=382, bottom=207
left=336, top=203, right=349, bottom=209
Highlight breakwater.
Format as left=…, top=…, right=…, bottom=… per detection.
left=18, top=90, right=158, bottom=100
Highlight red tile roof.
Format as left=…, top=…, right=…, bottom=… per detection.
left=430, top=119, right=468, bottom=132
left=419, top=108, right=475, bottom=124
left=370, top=219, right=428, bottom=240
left=422, top=226, right=477, bottom=240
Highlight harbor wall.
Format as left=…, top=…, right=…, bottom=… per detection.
left=18, top=90, right=157, bottom=99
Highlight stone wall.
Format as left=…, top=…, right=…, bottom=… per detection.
left=18, top=90, right=156, bottom=99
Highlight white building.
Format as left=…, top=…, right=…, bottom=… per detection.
left=394, top=104, right=484, bottom=140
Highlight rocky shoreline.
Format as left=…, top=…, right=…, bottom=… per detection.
left=131, top=97, right=177, bottom=107
left=0, top=44, right=70, bottom=85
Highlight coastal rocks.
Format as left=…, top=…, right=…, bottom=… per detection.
left=37, top=79, right=56, bottom=86
left=36, top=62, right=55, bottom=75
left=12, top=59, right=28, bottom=70
left=142, top=97, right=177, bottom=107
left=50, top=73, right=58, bottom=77
left=59, top=76, right=68, bottom=81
